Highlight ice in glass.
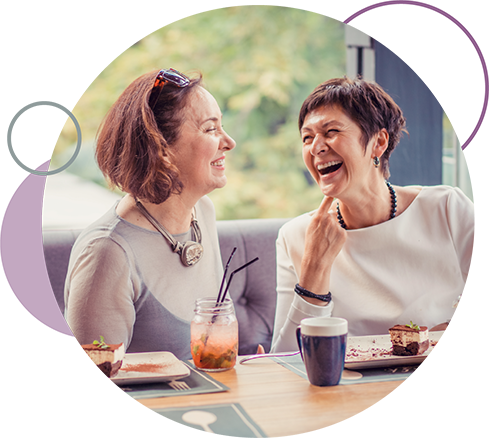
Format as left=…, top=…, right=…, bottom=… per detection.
left=190, top=297, right=238, bottom=372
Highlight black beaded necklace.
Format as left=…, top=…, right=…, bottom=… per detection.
left=336, top=181, right=397, bottom=230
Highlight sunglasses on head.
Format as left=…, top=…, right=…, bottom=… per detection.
left=149, top=68, right=190, bottom=109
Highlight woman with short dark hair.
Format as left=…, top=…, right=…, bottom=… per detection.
left=64, top=69, right=236, bottom=358
left=271, top=77, right=473, bottom=352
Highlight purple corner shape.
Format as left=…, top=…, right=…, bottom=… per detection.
left=0, top=152, right=73, bottom=438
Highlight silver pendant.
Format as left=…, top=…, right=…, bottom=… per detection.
left=180, top=242, right=204, bottom=267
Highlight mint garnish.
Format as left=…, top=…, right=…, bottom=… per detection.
left=405, top=321, right=420, bottom=331
left=92, top=335, right=110, bottom=349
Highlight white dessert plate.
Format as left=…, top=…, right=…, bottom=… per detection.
left=344, top=331, right=443, bottom=370
left=110, top=351, right=190, bottom=385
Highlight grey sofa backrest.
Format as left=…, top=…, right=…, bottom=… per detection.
left=42, top=218, right=289, bottom=355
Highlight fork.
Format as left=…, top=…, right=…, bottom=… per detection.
left=168, top=380, right=191, bottom=390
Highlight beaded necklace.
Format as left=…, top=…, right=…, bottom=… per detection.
left=336, top=181, right=397, bottom=230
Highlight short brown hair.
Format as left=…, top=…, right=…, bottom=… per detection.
left=298, top=77, right=407, bottom=179
left=96, top=70, right=203, bottom=204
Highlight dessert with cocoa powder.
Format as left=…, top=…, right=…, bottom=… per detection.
left=82, top=336, right=124, bottom=377
left=389, top=322, right=429, bottom=356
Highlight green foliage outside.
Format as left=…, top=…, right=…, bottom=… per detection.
left=51, top=6, right=347, bottom=220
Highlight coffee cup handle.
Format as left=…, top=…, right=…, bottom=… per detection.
left=295, top=326, right=303, bottom=360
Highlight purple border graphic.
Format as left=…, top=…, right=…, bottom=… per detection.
left=0, top=152, right=73, bottom=438
left=343, top=0, right=489, bottom=151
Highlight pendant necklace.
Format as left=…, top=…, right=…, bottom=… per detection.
left=135, top=200, right=204, bottom=267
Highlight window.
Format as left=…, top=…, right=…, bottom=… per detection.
left=442, top=110, right=489, bottom=204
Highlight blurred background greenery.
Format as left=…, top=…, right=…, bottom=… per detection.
left=50, top=6, right=346, bottom=220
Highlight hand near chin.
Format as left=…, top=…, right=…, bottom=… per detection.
left=299, top=196, right=347, bottom=295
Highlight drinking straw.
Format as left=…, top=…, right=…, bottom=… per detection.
left=205, top=255, right=259, bottom=344
left=216, top=247, right=237, bottom=304
left=220, top=257, right=259, bottom=303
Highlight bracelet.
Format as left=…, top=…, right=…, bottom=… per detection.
left=294, top=283, right=332, bottom=304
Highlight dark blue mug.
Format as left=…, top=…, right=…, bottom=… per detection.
left=296, top=317, right=348, bottom=387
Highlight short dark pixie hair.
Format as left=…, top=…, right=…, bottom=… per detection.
left=96, top=69, right=203, bottom=204
left=298, top=77, right=407, bottom=179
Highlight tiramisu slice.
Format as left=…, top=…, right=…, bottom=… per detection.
left=82, top=336, right=124, bottom=377
left=389, top=322, right=429, bottom=356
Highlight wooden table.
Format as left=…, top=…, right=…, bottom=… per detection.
left=139, top=357, right=402, bottom=437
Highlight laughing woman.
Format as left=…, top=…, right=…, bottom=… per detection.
left=64, top=69, right=236, bottom=358
left=271, top=77, right=474, bottom=352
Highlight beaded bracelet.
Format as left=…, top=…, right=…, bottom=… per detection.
left=294, top=284, right=332, bottom=304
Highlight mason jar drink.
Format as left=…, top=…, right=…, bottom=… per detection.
left=190, top=297, right=238, bottom=372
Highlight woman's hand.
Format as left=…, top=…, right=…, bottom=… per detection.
left=299, top=196, right=347, bottom=301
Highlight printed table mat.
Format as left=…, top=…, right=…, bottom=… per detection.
left=149, top=403, right=266, bottom=438
left=111, top=362, right=229, bottom=438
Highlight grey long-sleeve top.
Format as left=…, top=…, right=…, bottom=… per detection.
left=64, top=196, right=223, bottom=359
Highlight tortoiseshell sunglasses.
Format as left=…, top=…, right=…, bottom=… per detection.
left=149, top=68, right=190, bottom=109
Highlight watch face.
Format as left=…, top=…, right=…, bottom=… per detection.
left=181, top=242, right=204, bottom=266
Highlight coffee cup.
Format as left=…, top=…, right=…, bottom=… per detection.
left=296, top=317, right=348, bottom=386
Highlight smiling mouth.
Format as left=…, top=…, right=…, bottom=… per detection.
left=211, top=158, right=225, bottom=167
left=317, top=160, right=343, bottom=176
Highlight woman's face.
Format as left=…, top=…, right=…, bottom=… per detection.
left=301, top=105, right=383, bottom=199
left=170, top=87, right=236, bottom=198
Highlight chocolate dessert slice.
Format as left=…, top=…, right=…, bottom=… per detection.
left=389, top=323, right=429, bottom=356
left=82, top=338, right=124, bottom=377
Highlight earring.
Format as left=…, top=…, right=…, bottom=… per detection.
left=373, top=156, right=380, bottom=168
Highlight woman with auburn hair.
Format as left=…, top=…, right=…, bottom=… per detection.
left=64, top=69, right=236, bottom=358
left=271, top=77, right=474, bottom=352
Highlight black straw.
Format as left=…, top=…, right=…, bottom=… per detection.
left=216, top=247, right=237, bottom=304
left=220, top=257, right=259, bottom=303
